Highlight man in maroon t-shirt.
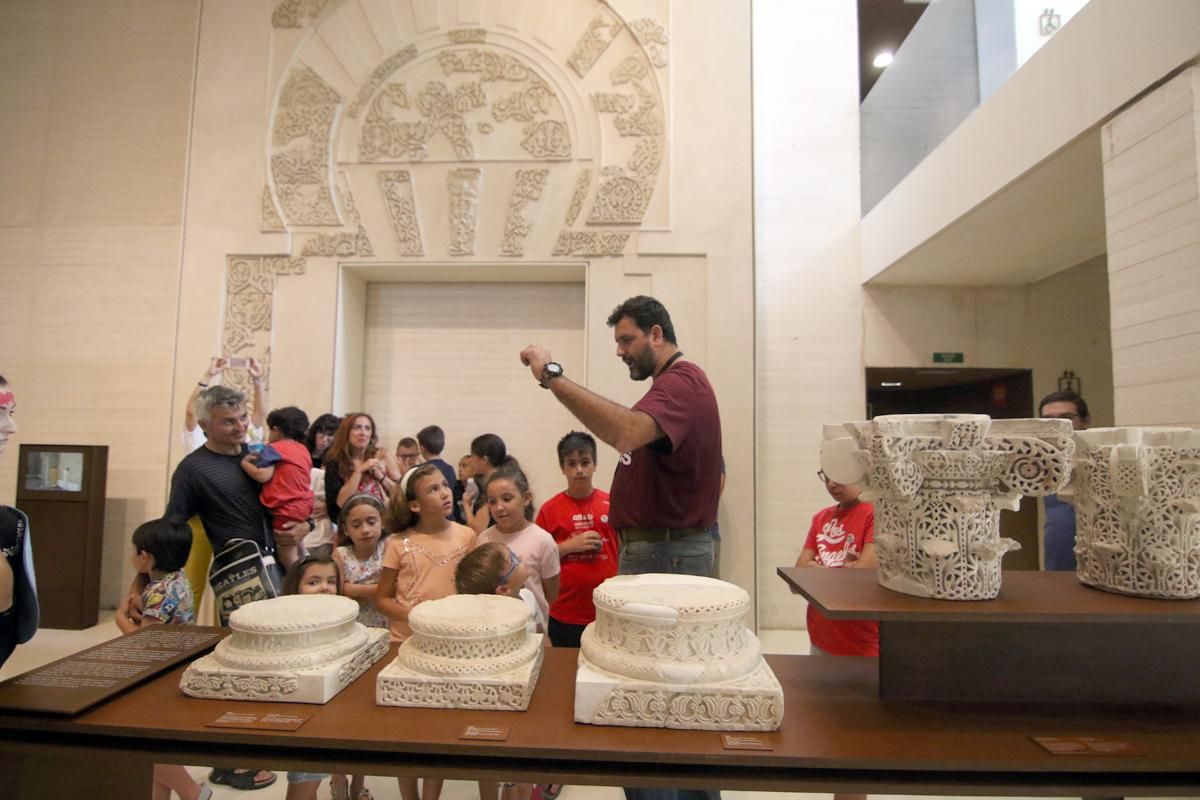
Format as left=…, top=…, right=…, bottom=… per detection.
left=520, top=295, right=722, bottom=578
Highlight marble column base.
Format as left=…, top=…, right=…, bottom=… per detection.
left=181, top=627, right=390, bottom=704
left=574, top=654, right=783, bottom=731
left=375, top=635, right=544, bottom=711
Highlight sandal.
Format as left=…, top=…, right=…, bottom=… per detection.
left=355, top=790, right=375, bottom=800
left=330, top=775, right=350, bottom=800
left=208, top=768, right=278, bottom=791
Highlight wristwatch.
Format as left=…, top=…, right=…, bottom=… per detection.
left=540, top=361, right=564, bottom=389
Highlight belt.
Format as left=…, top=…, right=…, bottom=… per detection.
left=621, top=527, right=709, bottom=543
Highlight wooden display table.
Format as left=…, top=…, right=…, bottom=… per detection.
left=778, top=567, right=1200, bottom=705
left=3, top=643, right=1200, bottom=798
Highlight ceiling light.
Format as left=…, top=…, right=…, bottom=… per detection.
left=881, top=381, right=902, bottom=387
left=873, top=51, right=894, bottom=69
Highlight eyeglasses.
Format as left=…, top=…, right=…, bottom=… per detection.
left=1043, top=412, right=1080, bottom=421
left=817, top=470, right=829, bottom=482
left=497, top=548, right=520, bottom=588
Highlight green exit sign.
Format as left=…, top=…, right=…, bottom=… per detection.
left=932, top=352, right=964, bottom=364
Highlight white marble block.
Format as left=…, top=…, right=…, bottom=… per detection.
left=376, top=594, right=543, bottom=711
left=1065, top=427, right=1200, bottom=599
left=181, top=594, right=390, bottom=704
left=821, top=414, right=1074, bottom=600
left=574, top=574, right=783, bottom=731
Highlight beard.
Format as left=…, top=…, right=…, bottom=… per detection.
left=625, top=348, right=657, bottom=381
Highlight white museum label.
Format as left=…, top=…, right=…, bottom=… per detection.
left=460, top=725, right=511, bottom=741
left=206, top=710, right=311, bottom=731
left=722, top=734, right=774, bottom=751
left=1032, top=736, right=1142, bottom=756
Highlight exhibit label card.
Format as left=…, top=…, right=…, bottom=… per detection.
left=460, top=725, right=510, bottom=741
left=1032, top=736, right=1143, bottom=756
left=207, top=710, right=311, bottom=731
left=0, top=626, right=224, bottom=715
left=722, top=734, right=774, bottom=751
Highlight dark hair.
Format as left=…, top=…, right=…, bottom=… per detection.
left=336, top=494, right=386, bottom=551
left=471, top=433, right=516, bottom=471
left=606, top=295, right=677, bottom=345
left=485, top=464, right=535, bottom=521
left=455, top=542, right=512, bottom=595
left=1038, top=390, right=1090, bottom=420
left=325, top=412, right=382, bottom=477
left=557, top=431, right=597, bottom=466
left=266, top=406, right=310, bottom=442
left=387, top=463, right=445, bottom=532
left=396, top=436, right=418, bottom=451
left=131, top=517, right=193, bottom=573
left=417, top=425, right=445, bottom=455
left=282, top=554, right=342, bottom=596
left=0, top=374, right=7, bottom=385
left=305, top=413, right=341, bottom=454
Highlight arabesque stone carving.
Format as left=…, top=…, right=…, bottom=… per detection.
left=628, top=18, right=669, bottom=68
left=564, top=170, right=591, bottom=226
left=358, top=47, right=571, bottom=163
left=271, top=66, right=342, bottom=225
left=500, top=169, right=549, bottom=256
left=448, top=168, right=482, bottom=256
left=302, top=227, right=373, bottom=257
left=1064, top=427, right=1200, bottom=599
left=378, top=170, right=424, bottom=256
left=348, top=45, right=419, bottom=118
left=261, top=185, right=285, bottom=232
left=182, top=595, right=389, bottom=704
left=221, top=255, right=306, bottom=396
left=821, top=414, right=1075, bottom=600
left=271, top=0, right=334, bottom=29
left=575, top=574, right=782, bottom=731
left=552, top=230, right=630, bottom=257
left=568, top=12, right=624, bottom=78
left=376, top=594, right=543, bottom=711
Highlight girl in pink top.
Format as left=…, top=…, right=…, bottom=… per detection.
left=477, top=465, right=560, bottom=632
left=376, top=464, right=476, bottom=800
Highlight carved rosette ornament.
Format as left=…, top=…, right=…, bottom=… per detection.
left=821, top=414, right=1075, bottom=600
left=1064, top=427, right=1200, bottom=599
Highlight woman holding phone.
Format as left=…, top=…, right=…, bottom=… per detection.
left=323, top=412, right=402, bottom=523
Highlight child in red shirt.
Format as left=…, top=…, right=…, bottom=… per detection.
left=535, top=431, right=619, bottom=649
left=242, top=406, right=314, bottom=567
left=793, top=469, right=878, bottom=657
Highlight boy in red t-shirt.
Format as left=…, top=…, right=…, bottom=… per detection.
left=793, top=469, right=878, bottom=658
left=535, top=431, right=619, bottom=649
left=242, top=406, right=314, bottom=567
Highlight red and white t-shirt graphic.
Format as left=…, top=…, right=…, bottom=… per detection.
left=814, top=515, right=858, bottom=568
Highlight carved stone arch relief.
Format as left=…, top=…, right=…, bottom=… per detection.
left=260, top=0, right=669, bottom=262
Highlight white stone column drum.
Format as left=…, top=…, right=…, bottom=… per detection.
left=181, top=595, right=390, bottom=704
left=821, top=414, right=1074, bottom=600
left=376, top=594, right=544, bottom=711
left=574, top=574, right=782, bottom=731
left=1065, top=427, right=1200, bottom=599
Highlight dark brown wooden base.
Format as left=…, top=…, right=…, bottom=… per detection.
left=879, top=619, right=1200, bottom=704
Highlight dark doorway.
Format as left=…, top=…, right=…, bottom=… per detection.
left=865, top=367, right=1040, bottom=570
